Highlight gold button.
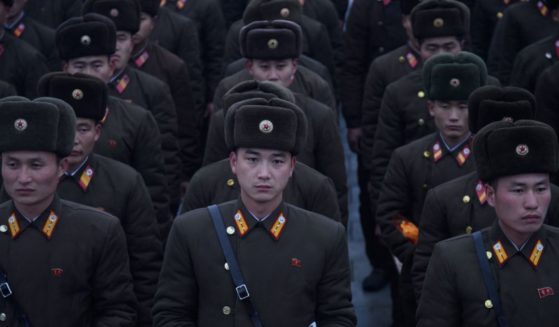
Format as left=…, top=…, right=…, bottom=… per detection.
left=485, top=300, right=493, bottom=309
left=0, top=225, right=7, bottom=233
left=465, top=226, right=473, bottom=234
left=418, top=118, right=425, bottom=126
left=222, top=306, right=232, bottom=315
left=422, top=184, right=428, bottom=190
left=486, top=251, right=493, bottom=260
left=224, top=262, right=230, bottom=271
left=226, top=226, right=235, bottom=235
left=0, top=313, right=6, bottom=321
left=226, top=179, right=235, bottom=187
left=462, top=195, right=471, bottom=204
left=418, top=91, right=425, bottom=98
left=497, top=12, right=503, bottom=19
left=399, top=56, right=405, bottom=63
left=423, top=151, right=431, bottom=158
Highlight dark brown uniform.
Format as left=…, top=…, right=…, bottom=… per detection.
left=25, top=0, right=82, bottom=29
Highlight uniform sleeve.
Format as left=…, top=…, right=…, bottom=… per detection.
left=22, top=50, right=49, bottom=98
left=223, top=21, right=243, bottom=67
left=340, top=0, right=369, bottom=128
left=124, top=174, right=164, bottom=327
left=308, top=23, right=336, bottom=88
left=375, top=149, right=414, bottom=262
left=199, top=0, right=226, bottom=99
left=486, top=17, right=506, bottom=80
left=305, top=175, right=342, bottom=223
left=412, top=188, right=447, bottom=300
left=315, top=223, right=357, bottom=327
left=470, top=2, right=493, bottom=60
left=416, top=243, right=461, bottom=327
left=311, top=72, right=337, bottom=112
left=180, top=167, right=213, bottom=213
left=93, top=219, right=138, bottom=326
left=535, top=65, right=559, bottom=130
left=152, top=219, right=199, bottom=327
left=202, top=110, right=230, bottom=165
left=314, top=107, right=348, bottom=227
left=132, top=111, right=172, bottom=240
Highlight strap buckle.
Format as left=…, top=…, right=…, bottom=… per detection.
left=236, top=284, right=250, bottom=300
left=0, top=282, right=12, bottom=298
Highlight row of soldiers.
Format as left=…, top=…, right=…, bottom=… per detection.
left=1, top=0, right=559, bottom=327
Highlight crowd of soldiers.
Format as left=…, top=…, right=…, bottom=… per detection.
left=1, top=0, right=559, bottom=326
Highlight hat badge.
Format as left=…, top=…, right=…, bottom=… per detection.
left=449, top=78, right=460, bottom=87
left=14, top=119, right=28, bottom=132
left=259, top=120, right=274, bottom=134
left=516, top=144, right=529, bottom=156
left=110, top=8, right=119, bottom=17
left=72, top=88, right=84, bottom=100
left=280, top=7, right=290, bottom=18
left=81, top=35, right=91, bottom=46
left=268, top=38, right=279, bottom=49
left=433, top=17, right=444, bottom=28
left=502, top=116, right=513, bottom=123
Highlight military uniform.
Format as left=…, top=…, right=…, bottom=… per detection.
left=213, top=66, right=336, bottom=112
left=0, top=80, right=15, bottom=97
left=487, top=1, right=559, bottom=84
left=25, top=0, right=82, bottom=29
left=4, top=12, right=60, bottom=71
left=153, top=200, right=356, bottom=327
left=510, top=34, right=558, bottom=93
left=181, top=159, right=341, bottom=222
left=220, top=0, right=249, bottom=28
left=0, top=33, right=48, bottom=98
left=0, top=198, right=138, bottom=326
left=150, top=6, right=205, bottom=112
left=471, top=0, right=518, bottom=60
left=95, top=96, right=171, bottom=239
left=535, top=62, right=559, bottom=138
left=160, top=0, right=226, bottom=101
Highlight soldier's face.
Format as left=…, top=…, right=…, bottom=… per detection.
left=230, top=148, right=295, bottom=210
left=2, top=151, right=66, bottom=215
left=114, top=31, right=133, bottom=70
left=132, top=13, right=154, bottom=46
left=487, top=174, right=550, bottom=244
left=428, top=100, right=469, bottom=143
left=246, top=59, right=298, bottom=88
left=419, top=36, right=462, bottom=61
left=67, top=118, right=101, bottom=172
left=64, top=56, right=115, bottom=83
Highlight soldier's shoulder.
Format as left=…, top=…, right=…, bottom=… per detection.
left=95, top=155, right=142, bottom=180
left=60, top=199, right=120, bottom=229
left=285, top=203, right=343, bottom=234
left=174, top=200, right=237, bottom=230
left=395, top=133, right=436, bottom=156
left=190, top=159, right=230, bottom=185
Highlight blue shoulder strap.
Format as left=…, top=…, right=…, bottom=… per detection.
left=0, top=272, right=30, bottom=326
left=472, top=231, right=509, bottom=327
left=207, top=205, right=263, bottom=327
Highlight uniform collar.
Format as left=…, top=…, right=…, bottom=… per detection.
left=4, top=11, right=25, bottom=30
left=536, top=1, right=551, bottom=17
left=232, top=199, right=289, bottom=241
left=5, top=197, right=62, bottom=240
left=405, top=42, right=420, bottom=69
left=64, top=155, right=96, bottom=192
left=131, top=43, right=150, bottom=68
left=429, top=133, right=473, bottom=166
left=490, top=220, right=547, bottom=269
left=109, top=68, right=131, bottom=94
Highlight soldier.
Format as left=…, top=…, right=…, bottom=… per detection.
left=24, top=0, right=81, bottom=28
left=412, top=86, right=559, bottom=299
left=207, top=36, right=348, bottom=224
left=0, top=96, right=137, bottom=325
left=225, top=0, right=338, bottom=85
left=376, top=51, right=487, bottom=326
left=153, top=94, right=356, bottom=327
left=0, top=0, right=48, bottom=98
left=535, top=62, right=559, bottom=139
left=38, top=72, right=163, bottom=327
left=417, top=119, right=559, bottom=326
left=55, top=14, right=172, bottom=238
left=487, top=0, right=559, bottom=84
left=3, top=0, right=60, bottom=71
left=82, top=0, right=184, bottom=211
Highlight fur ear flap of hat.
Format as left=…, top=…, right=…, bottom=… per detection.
left=468, top=86, right=535, bottom=133
left=56, top=13, right=116, bottom=60
left=82, top=0, right=141, bottom=34
left=423, top=51, right=487, bottom=101
left=474, top=120, right=559, bottom=182
left=224, top=96, right=307, bottom=155
left=223, top=80, right=296, bottom=111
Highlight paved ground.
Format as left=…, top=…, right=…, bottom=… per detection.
left=340, top=115, right=393, bottom=327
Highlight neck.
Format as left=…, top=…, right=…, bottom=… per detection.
left=498, top=220, right=533, bottom=249
left=14, top=194, right=54, bottom=219
left=440, top=132, right=470, bottom=150
left=132, top=40, right=148, bottom=56
left=240, top=192, right=282, bottom=218
left=67, top=156, right=89, bottom=175
left=6, top=11, right=23, bottom=26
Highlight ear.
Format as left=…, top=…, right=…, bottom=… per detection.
left=58, top=158, right=69, bottom=177
left=486, top=183, right=496, bottom=208
left=229, top=151, right=238, bottom=175
left=94, top=124, right=102, bottom=142
left=427, top=101, right=435, bottom=117
left=245, top=59, right=254, bottom=74
left=289, top=156, right=296, bottom=178
left=62, top=61, right=69, bottom=73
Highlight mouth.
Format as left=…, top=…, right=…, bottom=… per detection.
left=70, top=150, right=82, bottom=157
left=15, top=188, right=34, bottom=195
left=522, top=214, right=542, bottom=223
left=446, top=125, right=462, bottom=131
left=254, top=185, right=272, bottom=192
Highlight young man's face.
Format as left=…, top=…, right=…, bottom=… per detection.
left=230, top=148, right=295, bottom=208
left=2, top=151, right=65, bottom=212
left=67, top=118, right=101, bottom=171
left=419, top=36, right=462, bottom=61
left=246, top=59, right=298, bottom=88
left=487, top=174, right=551, bottom=243
left=64, top=55, right=115, bottom=83
left=428, top=100, right=469, bottom=143
left=132, top=12, right=154, bottom=46
left=114, top=31, right=133, bottom=70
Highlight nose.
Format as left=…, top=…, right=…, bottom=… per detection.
left=448, top=108, right=460, bottom=121
left=267, top=67, right=280, bottom=81
left=256, top=161, right=271, bottom=180
left=17, top=166, right=32, bottom=185
left=524, top=190, right=538, bottom=210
